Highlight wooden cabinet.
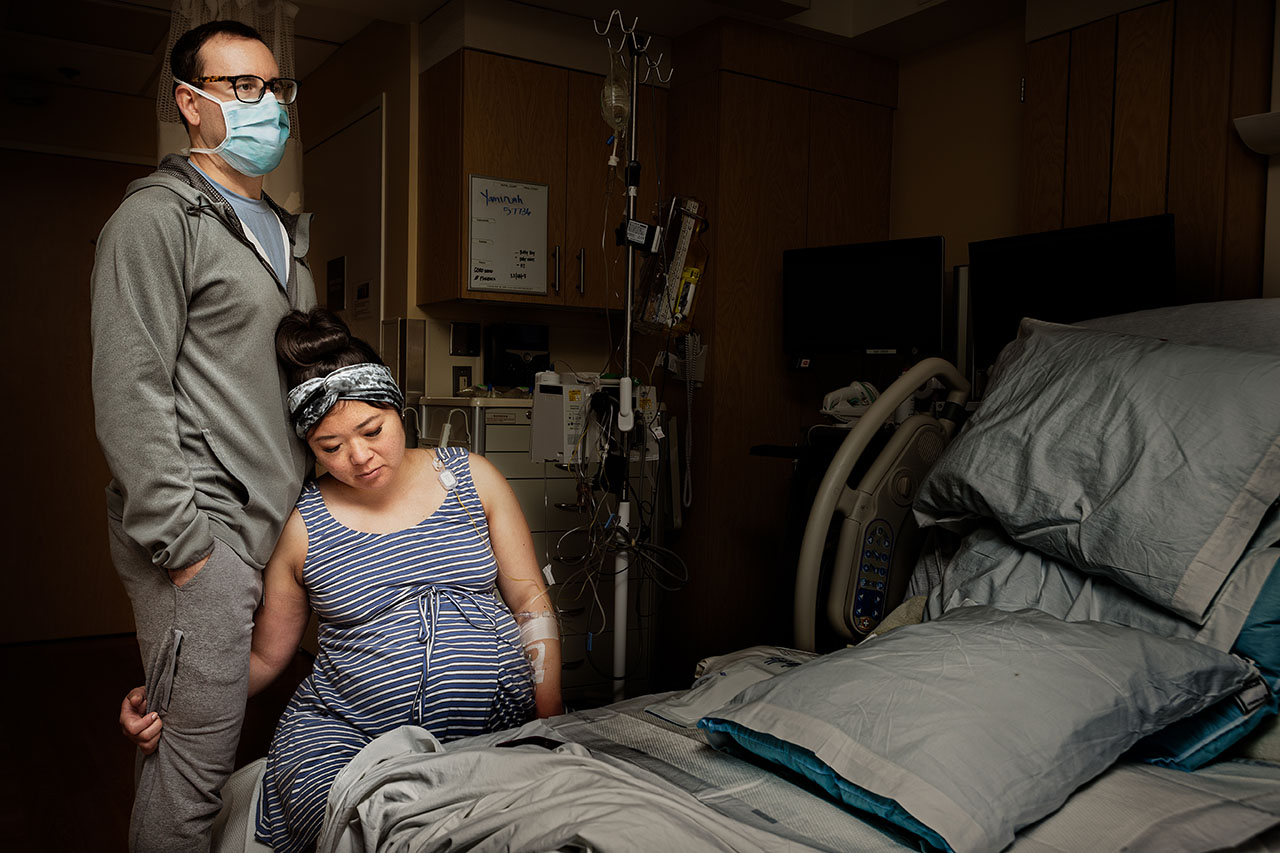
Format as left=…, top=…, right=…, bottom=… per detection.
left=419, top=50, right=667, bottom=310
left=420, top=50, right=565, bottom=306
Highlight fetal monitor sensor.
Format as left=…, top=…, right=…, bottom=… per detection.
left=432, top=452, right=458, bottom=492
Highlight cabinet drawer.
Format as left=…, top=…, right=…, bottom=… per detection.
left=484, top=423, right=531, bottom=452
left=487, top=451, right=573, bottom=481
left=509, top=478, right=590, bottom=532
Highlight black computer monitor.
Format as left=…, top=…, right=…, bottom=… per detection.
left=782, top=236, right=945, bottom=370
left=967, top=214, right=1177, bottom=373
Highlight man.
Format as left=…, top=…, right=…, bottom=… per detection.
left=91, top=20, right=316, bottom=852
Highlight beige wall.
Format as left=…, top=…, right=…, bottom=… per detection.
left=1, top=151, right=150, bottom=642
left=306, top=100, right=385, bottom=346
left=889, top=15, right=1025, bottom=272
left=2, top=84, right=155, bottom=165
left=303, top=20, right=417, bottom=323
left=1, top=80, right=159, bottom=641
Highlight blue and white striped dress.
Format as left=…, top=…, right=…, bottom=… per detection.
left=255, top=447, right=535, bottom=853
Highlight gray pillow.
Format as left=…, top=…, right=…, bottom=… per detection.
left=1076, top=298, right=1280, bottom=355
left=922, top=528, right=1280, bottom=654
left=700, top=605, right=1257, bottom=853
left=914, top=320, right=1280, bottom=624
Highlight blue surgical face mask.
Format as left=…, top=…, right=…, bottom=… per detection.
left=178, top=80, right=290, bottom=177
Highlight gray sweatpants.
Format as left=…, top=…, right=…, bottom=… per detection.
left=108, top=514, right=262, bottom=853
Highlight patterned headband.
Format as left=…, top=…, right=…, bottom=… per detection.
left=287, top=363, right=405, bottom=439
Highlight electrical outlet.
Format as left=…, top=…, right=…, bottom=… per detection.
left=451, top=365, right=472, bottom=395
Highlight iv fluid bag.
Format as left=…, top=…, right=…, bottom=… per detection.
left=600, top=50, right=629, bottom=137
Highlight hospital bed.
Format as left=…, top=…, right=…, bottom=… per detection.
left=214, top=298, right=1280, bottom=853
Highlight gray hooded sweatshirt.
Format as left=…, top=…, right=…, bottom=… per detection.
left=91, top=154, right=317, bottom=571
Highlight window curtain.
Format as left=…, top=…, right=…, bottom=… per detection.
left=157, top=0, right=303, bottom=211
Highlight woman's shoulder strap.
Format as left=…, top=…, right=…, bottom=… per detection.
left=437, top=445, right=470, bottom=466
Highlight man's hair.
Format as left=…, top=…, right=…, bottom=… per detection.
left=170, top=20, right=268, bottom=126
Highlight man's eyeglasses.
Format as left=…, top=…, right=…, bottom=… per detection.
left=190, top=75, right=298, bottom=106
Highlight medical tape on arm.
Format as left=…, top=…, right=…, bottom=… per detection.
left=516, top=612, right=559, bottom=684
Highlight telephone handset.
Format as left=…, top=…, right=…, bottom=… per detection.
left=634, top=197, right=708, bottom=334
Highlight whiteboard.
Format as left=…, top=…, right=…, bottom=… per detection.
left=468, top=175, right=548, bottom=295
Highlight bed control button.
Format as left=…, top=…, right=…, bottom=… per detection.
left=895, top=474, right=911, bottom=498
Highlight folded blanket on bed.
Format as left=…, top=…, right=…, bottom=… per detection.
left=315, top=722, right=829, bottom=853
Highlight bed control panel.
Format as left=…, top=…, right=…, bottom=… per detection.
left=853, top=520, right=894, bottom=634
left=833, top=414, right=950, bottom=641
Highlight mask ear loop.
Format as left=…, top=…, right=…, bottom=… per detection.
left=434, top=449, right=554, bottom=613
left=175, top=80, right=231, bottom=156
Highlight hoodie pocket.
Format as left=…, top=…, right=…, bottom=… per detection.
left=195, top=428, right=252, bottom=509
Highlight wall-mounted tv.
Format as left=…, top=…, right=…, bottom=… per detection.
left=967, top=214, right=1177, bottom=374
left=782, top=236, right=945, bottom=370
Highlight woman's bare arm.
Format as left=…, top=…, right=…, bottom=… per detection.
left=470, top=453, right=564, bottom=717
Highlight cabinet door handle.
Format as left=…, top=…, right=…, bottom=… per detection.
left=577, top=248, right=586, bottom=295
left=552, top=245, right=561, bottom=295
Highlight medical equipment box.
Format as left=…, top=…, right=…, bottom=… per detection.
left=531, top=378, right=589, bottom=465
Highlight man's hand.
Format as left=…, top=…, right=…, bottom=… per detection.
left=120, top=686, right=162, bottom=754
left=168, top=554, right=210, bottom=587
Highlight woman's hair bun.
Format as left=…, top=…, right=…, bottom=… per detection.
left=276, top=307, right=351, bottom=369
left=275, top=307, right=384, bottom=388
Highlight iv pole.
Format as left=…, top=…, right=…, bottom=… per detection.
left=612, top=33, right=638, bottom=705
left=593, top=10, right=670, bottom=703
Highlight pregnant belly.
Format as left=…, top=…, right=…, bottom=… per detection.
left=310, top=613, right=520, bottom=730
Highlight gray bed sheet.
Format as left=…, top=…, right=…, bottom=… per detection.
left=314, top=696, right=913, bottom=853
left=288, top=694, right=1280, bottom=853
